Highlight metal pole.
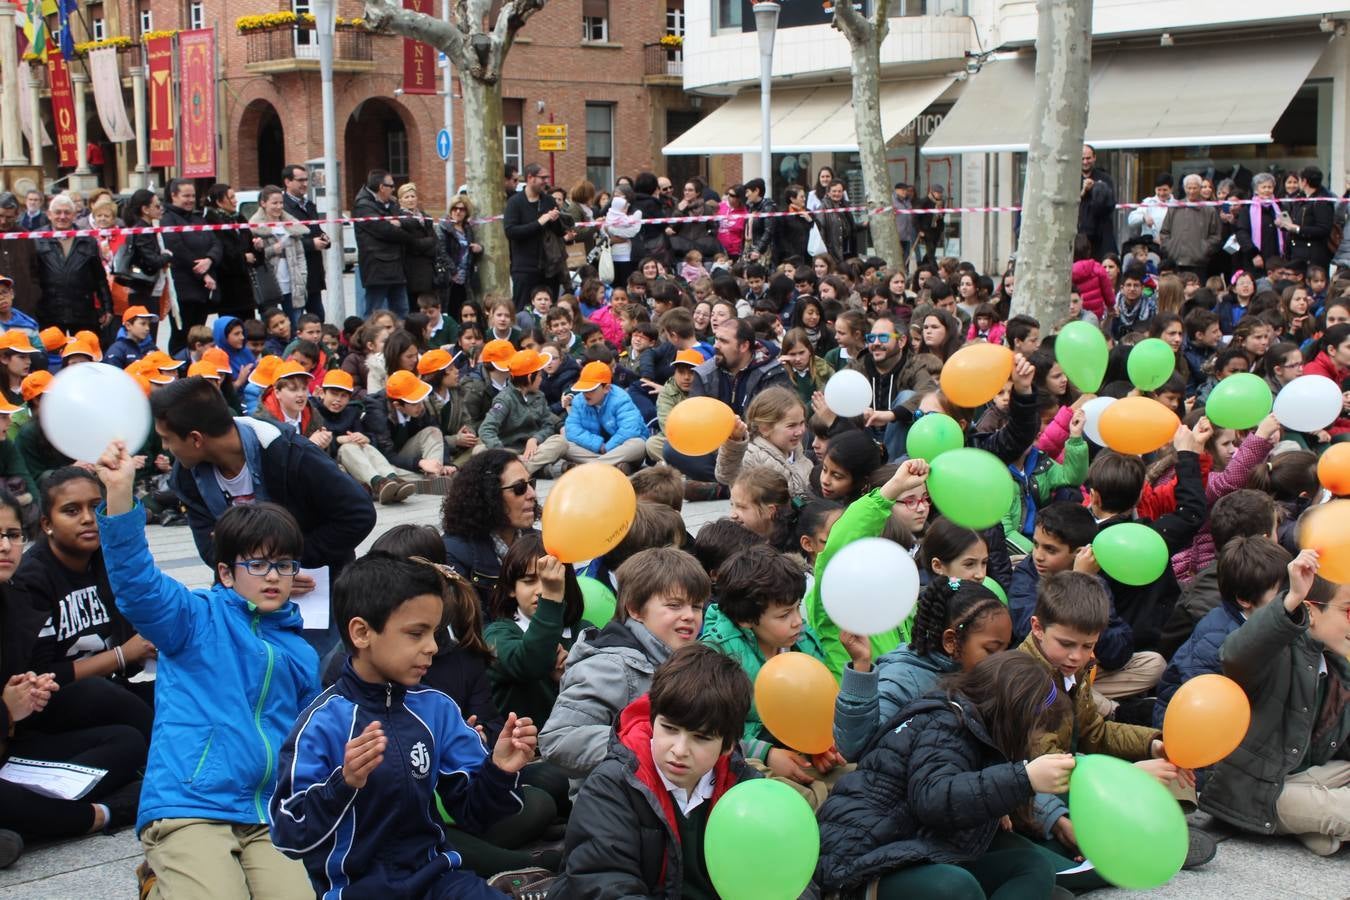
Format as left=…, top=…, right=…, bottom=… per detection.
left=441, top=0, right=453, bottom=206
left=752, top=3, right=779, bottom=183
left=316, top=0, right=344, bottom=320
left=548, top=112, right=555, bottom=186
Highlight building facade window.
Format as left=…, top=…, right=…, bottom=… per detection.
left=188, top=1, right=204, bottom=29
left=292, top=0, right=316, bottom=54
left=503, top=125, right=522, bottom=174
left=713, top=0, right=741, bottom=32
left=585, top=102, right=614, bottom=190
left=387, top=129, right=409, bottom=181
left=91, top=16, right=105, bottom=40
left=582, top=0, right=608, bottom=42
left=666, top=1, right=684, bottom=37
left=138, top=9, right=152, bottom=34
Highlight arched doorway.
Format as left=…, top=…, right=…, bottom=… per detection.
left=343, top=98, right=410, bottom=201
left=236, top=99, right=285, bottom=189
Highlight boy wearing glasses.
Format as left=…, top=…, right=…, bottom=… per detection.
left=94, top=438, right=319, bottom=899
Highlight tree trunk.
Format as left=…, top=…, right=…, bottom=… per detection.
left=832, top=0, right=900, bottom=264
left=1013, top=0, right=1093, bottom=327
left=462, top=75, right=509, bottom=296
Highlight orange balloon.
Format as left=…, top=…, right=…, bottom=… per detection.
left=753, top=653, right=839, bottom=754
left=1298, top=500, right=1350, bottom=584
left=1162, top=674, right=1251, bottom=768
left=665, top=396, right=736, bottom=456
left=541, top=463, right=637, bottom=564
left=1317, top=443, right=1350, bottom=495
left=1097, top=396, right=1180, bottom=455
left=940, top=343, right=1015, bottom=408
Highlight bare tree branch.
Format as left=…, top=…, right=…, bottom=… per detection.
left=363, top=0, right=467, bottom=63
left=831, top=0, right=873, bottom=45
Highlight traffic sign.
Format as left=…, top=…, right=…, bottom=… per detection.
left=436, top=128, right=452, bottom=161
left=536, top=124, right=567, bottom=138
left=537, top=138, right=567, bottom=152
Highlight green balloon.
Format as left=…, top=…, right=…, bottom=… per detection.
left=1127, top=338, right=1177, bottom=392
left=705, top=779, right=819, bottom=900
left=982, top=576, right=1007, bottom=604
left=577, top=575, right=616, bottom=626
left=1092, top=523, right=1168, bottom=586
left=1204, top=372, right=1273, bottom=430
left=927, top=448, right=1016, bottom=530
left=1069, top=754, right=1187, bottom=889
left=906, top=412, right=965, bottom=463
left=1055, top=321, right=1109, bottom=393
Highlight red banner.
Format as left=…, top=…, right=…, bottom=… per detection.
left=146, top=35, right=175, bottom=168
left=46, top=46, right=77, bottom=169
left=401, top=0, right=435, bottom=95
left=178, top=29, right=216, bottom=178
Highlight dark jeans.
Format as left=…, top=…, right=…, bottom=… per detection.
left=510, top=271, right=550, bottom=311
left=169, top=302, right=209, bottom=355
left=871, top=832, right=1055, bottom=900
left=363, top=283, right=409, bottom=317
left=663, top=443, right=717, bottom=483
left=444, top=784, right=557, bottom=879
left=611, top=258, right=637, bottom=289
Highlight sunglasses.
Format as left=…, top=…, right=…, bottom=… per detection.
left=501, top=477, right=537, bottom=496
left=865, top=333, right=896, bottom=344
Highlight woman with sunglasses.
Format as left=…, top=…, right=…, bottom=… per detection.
left=442, top=195, right=483, bottom=312
left=441, top=449, right=539, bottom=606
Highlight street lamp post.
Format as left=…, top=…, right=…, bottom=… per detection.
left=441, top=0, right=454, bottom=205
left=314, top=0, right=345, bottom=320
left=752, top=2, right=780, bottom=184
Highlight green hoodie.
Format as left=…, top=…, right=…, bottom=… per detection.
left=805, top=489, right=905, bottom=680
left=699, top=603, right=827, bottom=761
left=483, top=595, right=593, bottom=728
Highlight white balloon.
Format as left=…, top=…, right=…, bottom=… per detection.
left=820, top=537, right=920, bottom=636
left=1273, top=375, right=1342, bottom=433
left=40, top=363, right=152, bottom=463
left=823, top=369, right=873, bottom=419
left=1081, top=396, right=1117, bottom=447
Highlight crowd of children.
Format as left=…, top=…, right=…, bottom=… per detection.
left=0, top=229, right=1345, bottom=900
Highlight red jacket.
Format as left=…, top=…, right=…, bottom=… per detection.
left=1071, top=258, right=1116, bottom=316
left=1302, top=351, right=1350, bottom=435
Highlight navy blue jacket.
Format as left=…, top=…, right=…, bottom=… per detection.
left=442, top=533, right=501, bottom=609
left=1008, top=556, right=1133, bottom=671
left=270, top=661, right=524, bottom=899
left=1153, top=600, right=1245, bottom=729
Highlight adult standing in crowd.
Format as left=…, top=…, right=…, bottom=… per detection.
left=282, top=164, right=330, bottom=323
left=744, top=177, right=777, bottom=266
left=1160, top=174, right=1222, bottom=277
left=120, top=189, right=175, bottom=313
left=504, top=162, right=565, bottom=309
left=0, top=194, right=39, bottom=319
left=201, top=185, right=256, bottom=324
left=776, top=185, right=814, bottom=264
left=1283, top=165, right=1335, bottom=271
left=667, top=178, right=720, bottom=260
left=1078, top=144, right=1116, bottom=259
left=34, top=195, right=111, bottom=336
left=892, top=182, right=916, bottom=271
left=160, top=179, right=221, bottom=353
left=1126, top=173, right=1174, bottom=243
left=1234, top=172, right=1285, bottom=275
left=396, top=183, right=439, bottom=307
left=249, top=186, right=310, bottom=324
left=916, top=183, right=946, bottom=263
left=443, top=195, right=482, bottom=312
left=817, top=180, right=854, bottom=264
left=19, top=190, right=47, bottom=232
left=353, top=168, right=411, bottom=316
left=629, top=172, right=668, bottom=269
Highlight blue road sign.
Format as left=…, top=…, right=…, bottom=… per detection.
left=436, top=128, right=452, bottom=161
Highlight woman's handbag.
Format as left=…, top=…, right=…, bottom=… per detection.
left=111, top=242, right=156, bottom=287
left=247, top=262, right=283, bottom=308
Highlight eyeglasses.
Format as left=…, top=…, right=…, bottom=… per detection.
left=865, top=333, right=896, bottom=344
left=235, top=558, right=301, bottom=577
left=501, top=477, right=537, bottom=497
left=451, top=206, right=467, bottom=213
left=0, top=529, right=24, bottom=546
left=381, top=182, right=395, bottom=189
left=1308, top=599, right=1350, bottom=624
left=898, top=495, right=931, bottom=511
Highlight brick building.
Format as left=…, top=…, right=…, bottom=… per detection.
left=42, top=0, right=731, bottom=214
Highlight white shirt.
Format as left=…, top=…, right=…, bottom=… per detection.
left=651, top=743, right=716, bottom=816
left=214, top=465, right=256, bottom=506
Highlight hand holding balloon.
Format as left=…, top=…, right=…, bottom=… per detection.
left=94, top=440, right=136, bottom=516
left=1026, top=753, right=1076, bottom=793
left=1286, top=549, right=1319, bottom=612
left=1068, top=409, right=1086, bottom=439
left=1010, top=353, right=1035, bottom=395
left=881, top=457, right=929, bottom=500
left=1255, top=413, right=1281, bottom=443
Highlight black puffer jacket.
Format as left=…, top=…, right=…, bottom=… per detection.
left=160, top=204, right=221, bottom=307
left=34, top=235, right=111, bottom=329
left=352, top=186, right=409, bottom=287
left=816, top=695, right=1034, bottom=891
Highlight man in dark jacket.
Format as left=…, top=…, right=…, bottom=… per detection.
left=1077, top=144, right=1117, bottom=260
left=160, top=179, right=221, bottom=353
left=0, top=193, right=40, bottom=319
left=1285, top=165, right=1336, bottom=270
left=744, top=177, right=777, bottom=266
left=33, top=195, right=111, bottom=334
left=353, top=168, right=410, bottom=316
left=629, top=171, right=669, bottom=268
left=915, top=183, right=946, bottom=263
left=503, top=162, right=565, bottom=309
left=282, top=163, right=331, bottom=322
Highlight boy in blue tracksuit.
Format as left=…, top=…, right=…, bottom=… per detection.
left=563, top=360, right=649, bottom=469
left=94, top=438, right=319, bottom=898
left=105, top=306, right=159, bottom=369
left=270, top=554, right=536, bottom=899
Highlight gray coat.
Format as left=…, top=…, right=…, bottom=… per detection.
left=249, top=209, right=309, bottom=302
left=1160, top=205, right=1222, bottom=268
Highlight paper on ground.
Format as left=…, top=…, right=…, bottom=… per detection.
left=296, top=566, right=331, bottom=629
left=0, top=757, right=107, bottom=800
left=1057, top=859, right=1096, bottom=876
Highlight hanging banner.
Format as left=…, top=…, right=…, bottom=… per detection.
left=146, top=35, right=175, bottom=167
left=88, top=47, right=134, bottom=142
left=45, top=46, right=77, bottom=168
left=401, top=0, right=435, bottom=95
left=17, top=68, right=54, bottom=150
left=178, top=29, right=215, bottom=177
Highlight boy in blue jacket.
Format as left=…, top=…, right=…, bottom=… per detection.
left=564, top=360, right=648, bottom=470
left=104, top=306, right=158, bottom=369
left=94, top=438, right=320, bottom=898
left=270, top=554, right=535, bottom=899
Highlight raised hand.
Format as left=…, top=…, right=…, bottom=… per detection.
left=492, top=713, right=538, bottom=773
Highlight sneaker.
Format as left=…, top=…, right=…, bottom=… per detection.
left=394, top=480, right=418, bottom=503
left=486, top=867, right=555, bottom=898
left=1182, top=826, right=1217, bottom=869
left=1294, top=831, right=1343, bottom=856
left=103, top=779, right=143, bottom=834
left=136, top=860, right=157, bottom=900
left=683, top=479, right=724, bottom=502
left=0, top=829, right=22, bottom=869
left=376, top=477, right=403, bottom=505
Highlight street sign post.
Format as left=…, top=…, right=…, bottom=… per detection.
left=537, top=139, right=567, bottom=152
left=536, top=124, right=567, bottom=138
left=436, top=128, right=452, bottom=161
left=538, top=118, right=567, bottom=184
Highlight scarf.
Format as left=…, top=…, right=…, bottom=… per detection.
left=1249, top=199, right=1286, bottom=255
left=1116, top=293, right=1157, bottom=330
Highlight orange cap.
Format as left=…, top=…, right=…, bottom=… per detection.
left=572, top=361, right=613, bottom=392
left=39, top=327, right=66, bottom=352
left=73, top=332, right=103, bottom=360
left=272, top=360, right=314, bottom=383
left=125, top=358, right=155, bottom=377
left=122, top=305, right=158, bottom=324
left=0, top=331, right=39, bottom=354
left=142, top=350, right=173, bottom=369
left=130, top=372, right=153, bottom=397
left=480, top=339, right=516, bottom=372
left=0, top=394, right=22, bottom=414
left=321, top=369, right=355, bottom=392
left=147, top=368, right=175, bottom=386
left=507, top=348, right=550, bottom=377
left=385, top=369, right=432, bottom=403
left=60, top=340, right=98, bottom=360
left=673, top=349, right=704, bottom=368
left=187, top=359, right=222, bottom=380
left=248, top=355, right=283, bottom=388
left=20, top=370, right=52, bottom=402
left=416, top=348, right=453, bottom=375
left=201, top=346, right=232, bottom=374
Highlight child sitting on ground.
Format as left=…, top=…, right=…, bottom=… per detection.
left=1008, top=501, right=1103, bottom=643
left=270, top=553, right=536, bottom=897
left=94, top=439, right=319, bottom=898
